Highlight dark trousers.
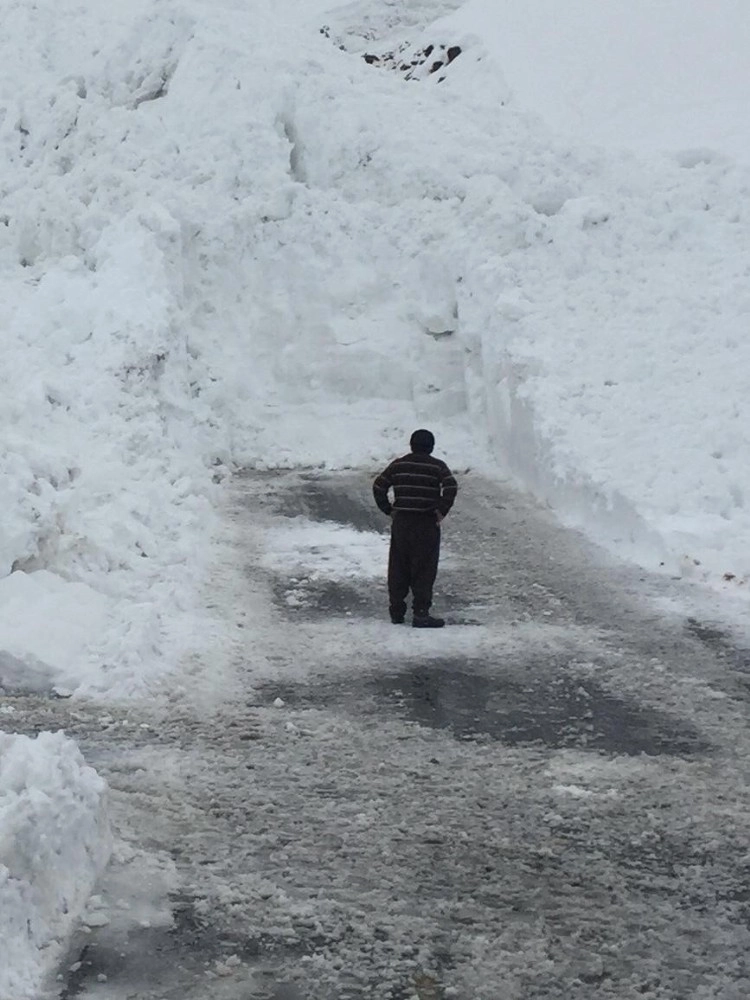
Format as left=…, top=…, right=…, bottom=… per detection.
left=388, top=513, right=441, bottom=618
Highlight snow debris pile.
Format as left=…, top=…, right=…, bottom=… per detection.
left=0, top=0, right=227, bottom=698
left=0, top=731, right=111, bottom=1000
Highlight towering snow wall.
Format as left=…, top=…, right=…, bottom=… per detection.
left=2, top=0, right=750, bottom=698
left=419, top=0, right=750, bottom=585
left=321, top=0, right=750, bottom=588
left=0, top=0, right=230, bottom=695
left=0, top=0, right=485, bottom=698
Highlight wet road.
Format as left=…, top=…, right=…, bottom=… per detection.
left=4, top=469, right=750, bottom=999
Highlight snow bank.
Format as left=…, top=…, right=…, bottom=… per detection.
left=0, top=0, right=235, bottom=697
left=0, top=731, right=111, bottom=999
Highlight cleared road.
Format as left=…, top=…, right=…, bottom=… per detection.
left=4, top=469, right=749, bottom=1000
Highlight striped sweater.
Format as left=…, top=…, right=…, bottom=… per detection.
left=373, top=453, right=458, bottom=517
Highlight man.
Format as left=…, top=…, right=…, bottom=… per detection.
left=373, top=429, right=458, bottom=628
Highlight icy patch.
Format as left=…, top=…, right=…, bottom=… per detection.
left=0, top=731, right=111, bottom=999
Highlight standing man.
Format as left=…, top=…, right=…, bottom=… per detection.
left=373, top=429, right=458, bottom=628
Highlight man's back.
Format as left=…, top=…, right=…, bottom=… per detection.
left=373, top=452, right=457, bottom=516
left=372, top=429, right=457, bottom=628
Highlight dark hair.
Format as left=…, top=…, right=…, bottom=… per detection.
left=410, top=429, right=435, bottom=454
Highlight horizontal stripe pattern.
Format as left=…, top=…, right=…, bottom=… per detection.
left=373, top=452, right=458, bottom=516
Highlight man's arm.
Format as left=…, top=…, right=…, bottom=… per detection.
left=373, top=463, right=395, bottom=515
left=437, top=463, right=458, bottom=517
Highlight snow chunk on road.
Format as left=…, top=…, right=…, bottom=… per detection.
left=0, top=571, right=112, bottom=695
left=0, top=731, right=111, bottom=999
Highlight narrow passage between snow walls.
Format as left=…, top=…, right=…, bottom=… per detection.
left=3, top=0, right=750, bottom=991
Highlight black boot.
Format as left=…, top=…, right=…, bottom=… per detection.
left=412, top=614, right=445, bottom=629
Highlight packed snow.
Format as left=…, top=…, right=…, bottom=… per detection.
left=3, top=0, right=750, bottom=989
left=261, top=520, right=387, bottom=581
